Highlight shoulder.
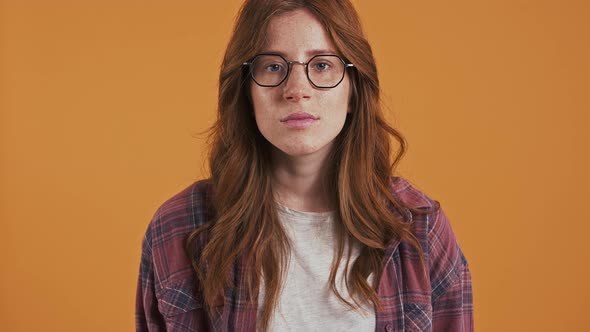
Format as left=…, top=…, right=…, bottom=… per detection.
left=388, top=176, right=454, bottom=242
left=142, top=179, right=213, bottom=285
left=387, top=176, right=439, bottom=243
left=386, top=177, right=473, bottom=328
left=389, top=176, right=438, bottom=211
left=390, top=176, right=469, bottom=298
left=148, top=180, right=213, bottom=240
left=388, top=176, right=462, bottom=264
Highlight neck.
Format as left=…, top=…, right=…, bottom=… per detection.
left=270, top=146, right=336, bottom=213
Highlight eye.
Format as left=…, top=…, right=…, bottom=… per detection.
left=313, top=62, right=331, bottom=71
left=265, top=63, right=285, bottom=72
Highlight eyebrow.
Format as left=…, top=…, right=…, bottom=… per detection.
left=261, top=49, right=338, bottom=58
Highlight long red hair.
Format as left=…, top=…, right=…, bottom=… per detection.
left=186, top=1, right=434, bottom=330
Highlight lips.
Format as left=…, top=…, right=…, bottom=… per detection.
left=280, top=112, right=319, bottom=129
left=280, top=112, right=319, bottom=122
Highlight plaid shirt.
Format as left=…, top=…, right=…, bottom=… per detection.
left=136, top=177, right=473, bottom=331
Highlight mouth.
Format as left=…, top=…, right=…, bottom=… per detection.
left=280, top=112, right=319, bottom=129
left=280, top=112, right=320, bottom=121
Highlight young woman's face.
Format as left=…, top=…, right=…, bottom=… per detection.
left=250, top=9, right=351, bottom=158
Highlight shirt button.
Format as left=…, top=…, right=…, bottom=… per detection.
left=385, top=323, right=393, bottom=332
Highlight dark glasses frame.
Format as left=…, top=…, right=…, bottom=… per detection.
left=242, top=53, right=355, bottom=88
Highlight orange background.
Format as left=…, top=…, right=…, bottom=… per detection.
left=1, top=0, right=589, bottom=331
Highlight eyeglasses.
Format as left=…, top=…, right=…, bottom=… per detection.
left=242, top=54, right=354, bottom=88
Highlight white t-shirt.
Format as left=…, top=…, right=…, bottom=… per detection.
left=257, top=203, right=376, bottom=331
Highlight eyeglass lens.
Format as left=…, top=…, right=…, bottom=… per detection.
left=250, top=55, right=345, bottom=88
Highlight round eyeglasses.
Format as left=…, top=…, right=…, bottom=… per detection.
left=242, top=54, right=354, bottom=88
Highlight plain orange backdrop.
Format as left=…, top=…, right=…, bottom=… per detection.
left=1, top=0, right=589, bottom=331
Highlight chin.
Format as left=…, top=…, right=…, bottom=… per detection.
left=274, top=142, right=330, bottom=158
left=277, top=147, right=313, bottom=157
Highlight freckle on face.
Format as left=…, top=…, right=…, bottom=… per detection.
left=250, top=9, right=351, bottom=158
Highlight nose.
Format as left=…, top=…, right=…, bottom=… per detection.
left=282, top=63, right=311, bottom=102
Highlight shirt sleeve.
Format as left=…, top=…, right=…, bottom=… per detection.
left=428, top=207, right=474, bottom=332
left=135, top=221, right=166, bottom=332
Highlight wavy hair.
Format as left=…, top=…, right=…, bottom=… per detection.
left=186, top=0, right=435, bottom=330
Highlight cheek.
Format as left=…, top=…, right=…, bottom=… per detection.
left=314, top=90, right=350, bottom=137
left=251, top=85, right=278, bottom=110
left=328, top=80, right=352, bottom=117
left=250, top=85, right=260, bottom=113
left=250, top=88, right=276, bottom=133
left=250, top=86, right=265, bottom=111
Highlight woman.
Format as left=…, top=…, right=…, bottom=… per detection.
left=136, top=0, right=473, bottom=331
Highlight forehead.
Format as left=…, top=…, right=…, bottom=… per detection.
left=263, top=9, right=337, bottom=57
